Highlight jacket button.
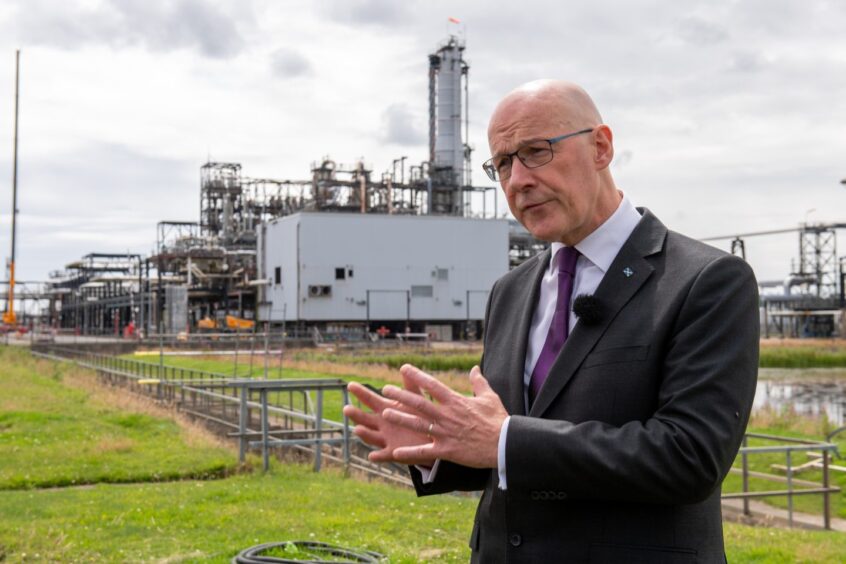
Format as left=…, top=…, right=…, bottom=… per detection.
left=510, top=534, right=522, bottom=547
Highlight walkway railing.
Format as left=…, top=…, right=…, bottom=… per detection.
left=31, top=344, right=412, bottom=485
left=724, top=433, right=842, bottom=529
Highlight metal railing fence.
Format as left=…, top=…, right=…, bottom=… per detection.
left=30, top=344, right=412, bottom=485
left=725, top=433, right=841, bottom=529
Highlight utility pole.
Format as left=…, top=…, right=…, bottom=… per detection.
left=3, top=49, right=20, bottom=326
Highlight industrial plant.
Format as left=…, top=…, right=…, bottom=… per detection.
left=2, top=35, right=845, bottom=341
left=4, top=35, right=537, bottom=341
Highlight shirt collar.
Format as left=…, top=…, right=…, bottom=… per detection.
left=548, top=191, right=641, bottom=274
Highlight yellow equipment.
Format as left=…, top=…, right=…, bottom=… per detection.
left=226, top=315, right=255, bottom=331
left=197, top=317, right=217, bottom=330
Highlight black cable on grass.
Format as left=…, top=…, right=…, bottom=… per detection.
left=232, top=541, right=384, bottom=564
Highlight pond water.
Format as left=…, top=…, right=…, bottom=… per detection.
left=755, top=368, right=846, bottom=427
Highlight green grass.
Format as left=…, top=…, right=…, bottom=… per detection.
left=724, top=524, right=846, bottom=563
left=303, top=346, right=846, bottom=370
left=760, top=346, right=846, bottom=368
left=2, top=466, right=846, bottom=564
left=0, top=463, right=477, bottom=563
left=292, top=351, right=481, bottom=372
left=0, top=347, right=235, bottom=490
left=6, top=348, right=846, bottom=562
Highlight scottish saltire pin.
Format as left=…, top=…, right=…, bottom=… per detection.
left=623, top=267, right=634, bottom=277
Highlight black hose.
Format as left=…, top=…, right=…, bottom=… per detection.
left=232, top=540, right=384, bottom=563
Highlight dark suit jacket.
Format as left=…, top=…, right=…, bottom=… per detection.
left=411, top=209, right=759, bottom=563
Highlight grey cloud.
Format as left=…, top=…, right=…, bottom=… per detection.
left=319, top=0, right=413, bottom=27
left=11, top=0, right=246, bottom=59
left=727, top=51, right=768, bottom=73
left=676, top=16, right=729, bottom=46
left=381, top=104, right=426, bottom=146
left=15, top=141, right=195, bottom=219
left=270, top=48, right=313, bottom=79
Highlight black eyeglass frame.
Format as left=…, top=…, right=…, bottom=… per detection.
left=482, top=128, right=594, bottom=182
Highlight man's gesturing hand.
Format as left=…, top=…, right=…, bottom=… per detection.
left=343, top=379, right=434, bottom=465
left=382, top=364, right=508, bottom=469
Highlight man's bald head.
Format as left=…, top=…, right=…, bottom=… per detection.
left=488, top=80, right=602, bottom=140
left=485, top=79, right=621, bottom=246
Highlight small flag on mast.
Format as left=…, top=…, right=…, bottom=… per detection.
left=448, top=17, right=461, bottom=24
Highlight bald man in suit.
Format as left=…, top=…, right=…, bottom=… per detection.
left=344, top=80, right=758, bottom=563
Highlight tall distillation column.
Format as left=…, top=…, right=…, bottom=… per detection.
left=428, top=36, right=470, bottom=215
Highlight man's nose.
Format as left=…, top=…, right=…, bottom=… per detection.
left=506, top=157, right=536, bottom=193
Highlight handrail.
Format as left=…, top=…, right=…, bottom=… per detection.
left=728, top=433, right=841, bottom=529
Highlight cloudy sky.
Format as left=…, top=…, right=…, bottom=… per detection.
left=0, top=0, right=845, bottom=286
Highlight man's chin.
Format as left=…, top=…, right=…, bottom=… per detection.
left=521, top=221, right=562, bottom=243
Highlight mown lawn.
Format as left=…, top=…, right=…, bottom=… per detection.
left=4, top=346, right=846, bottom=562
left=0, top=464, right=477, bottom=563
left=0, top=347, right=235, bottom=489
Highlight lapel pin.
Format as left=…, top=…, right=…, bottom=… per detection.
left=623, top=267, right=634, bottom=277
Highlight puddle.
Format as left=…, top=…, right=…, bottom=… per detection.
left=755, top=368, right=846, bottom=426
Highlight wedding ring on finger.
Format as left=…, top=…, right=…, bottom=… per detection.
left=427, top=421, right=435, bottom=438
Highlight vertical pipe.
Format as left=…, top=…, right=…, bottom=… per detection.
left=428, top=54, right=438, bottom=167
left=263, top=321, right=269, bottom=379
left=158, top=321, right=164, bottom=378
left=248, top=320, right=257, bottom=377
left=233, top=328, right=239, bottom=376
left=4, top=50, right=20, bottom=325
left=277, top=303, right=286, bottom=379
left=464, top=61, right=470, bottom=192
left=360, top=170, right=367, bottom=213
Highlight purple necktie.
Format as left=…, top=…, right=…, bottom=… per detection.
left=529, top=246, right=580, bottom=406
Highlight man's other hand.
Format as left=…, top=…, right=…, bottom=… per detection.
left=381, top=364, right=508, bottom=469
left=343, top=380, right=435, bottom=465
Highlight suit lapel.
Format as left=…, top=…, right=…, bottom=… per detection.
left=500, top=249, right=549, bottom=416
left=528, top=209, right=667, bottom=418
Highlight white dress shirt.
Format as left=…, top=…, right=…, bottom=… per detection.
left=496, top=192, right=641, bottom=489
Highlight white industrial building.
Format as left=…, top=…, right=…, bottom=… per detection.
left=257, top=213, right=508, bottom=339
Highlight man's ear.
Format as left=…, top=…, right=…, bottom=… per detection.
left=593, top=124, right=614, bottom=170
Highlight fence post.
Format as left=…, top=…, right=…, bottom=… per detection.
left=741, top=434, right=750, bottom=517
left=342, top=386, right=351, bottom=475
left=238, top=385, right=248, bottom=464
left=314, top=389, right=323, bottom=472
left=823, top=448, right=831, bottom=530
left=261, top=388, right=270, bottom=472
left=786, top=449, right=793, bottom=528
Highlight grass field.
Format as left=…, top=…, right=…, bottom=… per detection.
left=758, top=338, right=846, bottom=368
left=0, top=465, right=478, bottom=562
left=0, top=347, right=235, bottom=490
left=5, top=346, right=846, bottom=562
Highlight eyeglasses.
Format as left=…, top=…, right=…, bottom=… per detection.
left=482, top=128, right=594, bottom=182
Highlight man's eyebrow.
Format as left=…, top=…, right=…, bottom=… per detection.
left=492, top=137, right=549, bottom=158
